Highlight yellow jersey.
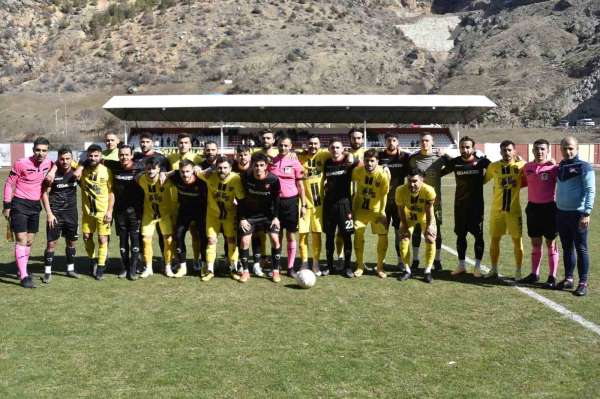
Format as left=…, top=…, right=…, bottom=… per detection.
left=352, top=166, right=390, bottom=214
left=484, top=159, right=526, bottom=213
left=80, top=164, right=112, bottom=217
left=298, top=149, right=330, bottom=208
left=252, top=146, right=279, bottom=161
left=138, top=174, right=177, bottom=220
left=167, top=151, right=201, bottom=170
left=198, top=172, right=245, bottom=220
left=348, top=147, right=366, bottom=163
left=395, top=183, right=436, bottom=225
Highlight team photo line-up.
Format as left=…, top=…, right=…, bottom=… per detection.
left=2, top=129, right=595, bottom=295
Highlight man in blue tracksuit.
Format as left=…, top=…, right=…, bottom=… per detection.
left=556, top=136, right=596, bottom=296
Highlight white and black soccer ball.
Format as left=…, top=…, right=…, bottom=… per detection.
left=295, top=269, right=317, bottom=289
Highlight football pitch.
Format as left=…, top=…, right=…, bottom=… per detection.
left=1, top=171, right=599, bottom=398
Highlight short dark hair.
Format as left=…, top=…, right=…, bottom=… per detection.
left=144, top=156, right=161, bottom=169
left=459, top=136, right=475, bottom=146
left=177, top=133, right=191, bottom=142
left=277, top=134, right=292, bottom=144
left=204, top=140, right=218, bottom=148
left=347, top=128, right=363, bottom=138
left=139, top=131, right=153, bottom=141
left=236, top=144, right=250, bottom=154
left=259, top=129, right=274, bottom=136
left=407, top=169, right=424, bottom=178
left=500, top=140, right=515, bottom=149
left=251, top=152, right=269, bottom=164
left=57, top=147, right=72, bottom=157
left=215, top=155, right=231, bottom=166
left=533, top=138, right=550, bottom=147
left=307, top=134, right=320, bottom=141
left=364, top=149, right=378, bottom=160
left=179, top=159, right=195, bottom=168
left=33, top=137, right=50, bottom=147
left=384, top=132, right=397, bottom=140
left=87, top=144, right=102, bottom=153
left=329, top=137, right=343, bottom=146
left=118, top=144, right=134, bottom=153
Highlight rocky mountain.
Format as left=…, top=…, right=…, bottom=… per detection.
left=0, top=0, right=599, bottom=139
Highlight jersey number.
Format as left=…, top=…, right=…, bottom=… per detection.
left=310, top=183, right=321, bottom=206
left=217, top=201, right=227, bottom=219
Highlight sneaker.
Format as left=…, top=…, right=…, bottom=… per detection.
left=345, top=268, right=354, bottom=278
left=127, top=272, right=138, bottom=281
left=424, top=272, right=433, bottom=283
left=165, top=265, right=175, bottom=278
left=21, top=276, right=36, bottom=288
left=95, top=266, right=105, bottom=281
left=200, top=262, right=208, bottom=277
left=518, top=273, right=539, bottom=284
left=272, top=270, right=281, bottom=283
left=376, top=270, right=387, bottom=279
left=230, top=272, right=241, bottom=281
left=573, top=282, right=588, bottom=297
left=240, top=271, right=251, bottom=282
left=312, top=266, right=322, bottom=276
left=42, top=273, right=52, bottom=284
left=399, top=271, right=411, bottom=281
left=253, top=262, right=264, bottom=277
left=433, top=260, right=443, bottom=271
left=118, top=269, right=127, bottom=279
left=335, top=258, right=345, bottom=273
left=354, top=268, right=364, bottom=278
left=140, top=267, right=154, bottom=279
left=321, top=267, right=330, bottom=276
left=174, top=264, right=187, bottom=278
left=287, top=268, right=298, bottom=279
left=201, top=272, right=214, bottom=282
left=545, top=275, right=556, bottom=289
left=514, top=267, right=522, bottom=281
left=484, top=269, right=498, bottom=279
left=473, top=268, right=482, bottom=278
left=66, top=270, right=80, bottom=279
left=556, top=279, right=574, bottom=290
left=451, top=266, right=466, bottom=276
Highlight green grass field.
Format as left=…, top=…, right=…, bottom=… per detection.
left=1, top=171, right=599, bottom=398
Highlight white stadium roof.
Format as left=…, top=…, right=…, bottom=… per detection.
left=102, top=94, right=496, bottom=124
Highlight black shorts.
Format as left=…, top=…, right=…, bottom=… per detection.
left=47, top=208, right=79, bottom=242
left=239, top=216, right=280, bottom=236
left=323, top=198, right=354, bottom=235
left=526, top=202, right=557, bottom=240
left=385, top=199, right=400, bottom=229
left=10, top=198, right=41, bottom=234
left=176, top=209, right=204, bottom=232
left=115, top=207, right=142, bottom=234
left=454, top=206, right=484, bottom=236
left=278, top=196, right=299, bottom=232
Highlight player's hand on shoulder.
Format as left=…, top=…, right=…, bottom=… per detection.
left=45, top=164, right=57, bottom=183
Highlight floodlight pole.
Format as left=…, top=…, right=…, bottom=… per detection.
left=455, top=122, right=460, bottom=146
left=363, top=120, right=367, bottom=148
left=123, top=120, right=129, bottom=144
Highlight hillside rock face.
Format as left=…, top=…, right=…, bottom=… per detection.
left=1, top=0, right=600, bottom=132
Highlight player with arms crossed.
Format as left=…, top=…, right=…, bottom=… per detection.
left=396, top=170, right=437, bottom=283
left=520, top=139, right=559, bottom=288
left=322, top=138, right=356, bottom=278
left=483, top=140, right=526, bottom=280
left=237, top=152, right=282, bottom=283
left=41, top=147, right=80, bottom=283
left=136, top=157, right=177, bottom=278
left=80, top=144, right=114, bottom=280
left=3, top=137, right=52, bottom=288
left=352, top=149, right=390, bottom=278
left=445, top=136, right=490, bottom=277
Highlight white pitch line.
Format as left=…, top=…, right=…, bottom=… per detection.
left=440, top=244, right=600, bottom=337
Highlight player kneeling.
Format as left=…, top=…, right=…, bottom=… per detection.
left=237, top=153, right=282, bottom=283
left=396, top=170, right=437, bottom=283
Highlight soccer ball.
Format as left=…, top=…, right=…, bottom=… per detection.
left=295, top=269, right=317, bottom=289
